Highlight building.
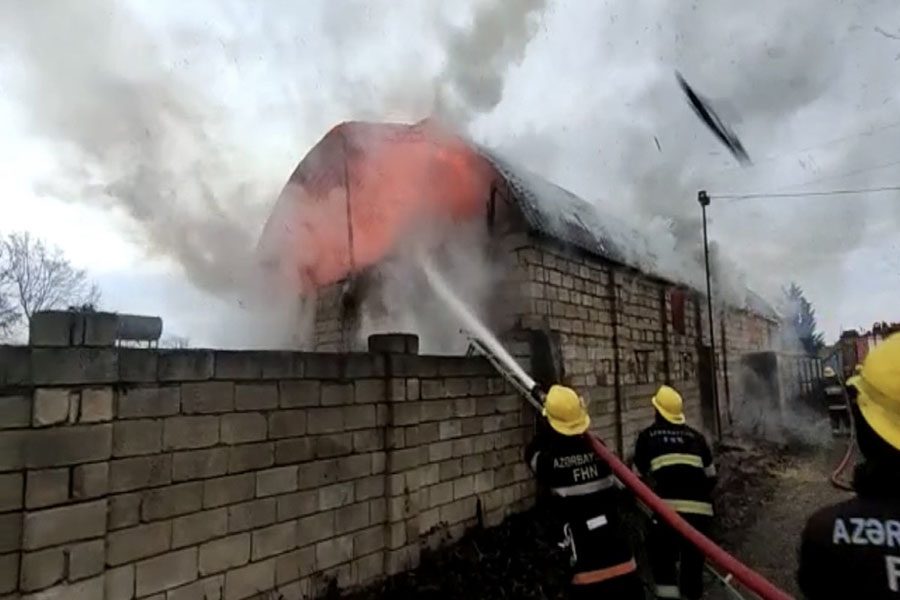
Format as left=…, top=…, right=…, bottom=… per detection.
left=259, top=119, right=788, bottom=451
left=836, top=322, right=900, bottom=375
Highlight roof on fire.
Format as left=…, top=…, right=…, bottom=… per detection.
left=474, top=145, right=780, bottom=321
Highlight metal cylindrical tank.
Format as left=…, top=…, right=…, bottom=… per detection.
left=116, top=314, right=163, bottom=341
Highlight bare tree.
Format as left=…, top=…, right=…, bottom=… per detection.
left=0, top=232, right=101, bottom=339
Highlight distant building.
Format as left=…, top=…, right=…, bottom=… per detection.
left=837, top=322, right=900, bottom=375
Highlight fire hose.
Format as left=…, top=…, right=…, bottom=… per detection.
left=466, top=336, right=795, bottom=600
left=829, top=371, right=857, bottom=492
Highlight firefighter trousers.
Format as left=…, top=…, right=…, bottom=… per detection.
left=568, top=571, right=644, bottom=599
left=649, top=513, right=711, bottom=600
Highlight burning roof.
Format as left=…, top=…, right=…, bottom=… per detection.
left=258, top=119, right=777, bottom=319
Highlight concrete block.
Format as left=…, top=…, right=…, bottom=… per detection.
left=267, top=410, right=306, bottom=440
left=181, top=382, right=234, bottom=414
left=223, top=557, right=274, bottom=600
left=26, top=423, right=112, bottom=468
left=0, top=554, right=15, bottom=593
left=29, top=311, right=81, bottom=347
left=79, top=387, right=113, bottom=423
left=335, top=502, right=370, bottom=536
left=20, top=574, right=104, bottom=600
left=68, top=538, right=105, bottom=580
left=107, top=521, right=172, bottom=566
left=306, top=407, right=343, bottom=435
left=22, top=499, right=106, bottom=550
left=167, top=575, right=224, bottom=600
left=343, top=405, right=376, bottom=431
left=135, top=547, right=198, bottom=597
left=118, top=348, right=157, bottom=383
left=439, top=420, right=462, bottom=440
left=275, top=490, right=318, bottom=521
left=163, top=416, right=219, bottom=450
left=453, top=476, right=475, bottom=500
left=354, top=379, right=385, bottom=405
left=0, top=430, right=27, bottom=471
left=202, top=474, right=254, bottom=509
left=220, top=413, right=266, bottom=445
left=173, top=448, right=228, bottom=482
left=107, top=492, right=141, bottom=530
left=82, top=312, right=117, bottom=347
left=25, top=468, right=69, bottom=509
left=354, top=476, right=384, bottom=502
left=321, top=383, right=353, bottom=407
left=0, top=393, right=30, bottom=430
left=172, top=508, right=228, bottom=549
left=158, top=350, right=213, bottom=382
left=198, top=533, right=250, bottom=576
left=113, top=419, right=162, bottom=456
left=20, top=547, right=65, bottom=591
left=109, top=454, right=172, bottom=493
left=251, top=521, right=296, bottom=560
left=274, top=546, right=315, bottom=586
left=352, top=525, right=384, bottom=558
left=296, top=511, right=334, bottom=547
left=227, top=498, right=275, bottom=533
left=367, top=334, right=418, bottom=354
left=227, top=442, right=273, bottom=474
left=315, top=535, right=353, bottom=570
left=0, top=513, right=21, bottom=553
left=31, top=348, right=117, bottom=385
left=274, top=438, right=314, bottom=465
left=256, top=466, right=297, bottom=498
left=318, top=482, right=354, bottom=511
left=0, top=472, right=23, bottom=512
left=314, top=433, right=352, bottom=459
left=258, top=351, right=296, bottom=380
left=141, top=482, right=202, bottom=521
left=32, top=389, right=71, bottom=426
left=296, top=459, right=339, bottom=490
left=300, top=354, right=340, bottom=379
left=342, top=354, right=385, bottom=379
left=213, top=351, right=262, bottom=380
left=355, top=551, right=384, bottom=586
left=234, top=384, right=277, bottom=411
left=118, top=386, right=179, bottom=418
left=104, top=564, right=134, bottom=600
left=351, top=430, right=382, bottom=453
left=278, top=381, right=320, bottom=409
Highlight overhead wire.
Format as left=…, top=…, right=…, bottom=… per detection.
left=712, top=185, right=900, bottom=201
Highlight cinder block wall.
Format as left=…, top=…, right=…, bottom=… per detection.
left=0, top=314, right=534, bottom=600
left=508, top=237, right=721, bottom=454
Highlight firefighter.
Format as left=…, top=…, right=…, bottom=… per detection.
left=798, top=333, right=900, bottom=599
left=633, top=385, right=716, bottom=600
left=823, top=366, right=849, bottom=435
left=524, top=385, right=643, bottom=599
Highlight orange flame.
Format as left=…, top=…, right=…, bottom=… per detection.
left=259, top=120, right=497, bottom=291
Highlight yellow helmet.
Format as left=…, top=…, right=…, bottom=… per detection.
left=823, top=366, right=836, bottom=378
left=856, top=333, right=900, bottom=451
left=855, top=364, right=864, bottom=374
left=542, top=385, right=590, bottom=436
left=652, top=385, right=685, bottom=424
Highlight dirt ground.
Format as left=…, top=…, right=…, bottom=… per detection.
left=339, top=437, right=856, bottom=600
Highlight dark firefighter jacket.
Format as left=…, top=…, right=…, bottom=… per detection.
left=824, top=376, right=845, bottom=410
left=633, top=418, right=716, bottom=517
left=798, top=462, right=900, bottom=599
left=525, top=430, right=637, bottom=584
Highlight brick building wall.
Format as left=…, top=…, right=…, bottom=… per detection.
left=0, top=314, right=533, bottom=600
left=506, top=237, right=705, bottom=456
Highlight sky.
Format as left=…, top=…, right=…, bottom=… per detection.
left=0, top=0, right=898, bottom=347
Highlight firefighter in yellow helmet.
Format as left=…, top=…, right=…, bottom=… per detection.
left=633, top=385, right=716, bottom=600
left=524, top=385, right=643, bottom=599
left=798, top=333, right=900, bottom=599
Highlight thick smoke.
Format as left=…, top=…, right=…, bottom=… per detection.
left=472, top=0, right=900, bottom=330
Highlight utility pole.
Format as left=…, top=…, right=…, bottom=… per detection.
left=698, top=190, right=722, bottom=440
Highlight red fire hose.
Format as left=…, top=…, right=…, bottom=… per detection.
left=586, top=435, right=795, bottom=600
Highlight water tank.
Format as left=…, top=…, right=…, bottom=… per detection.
left=116, top=314, right=163, bottom=342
